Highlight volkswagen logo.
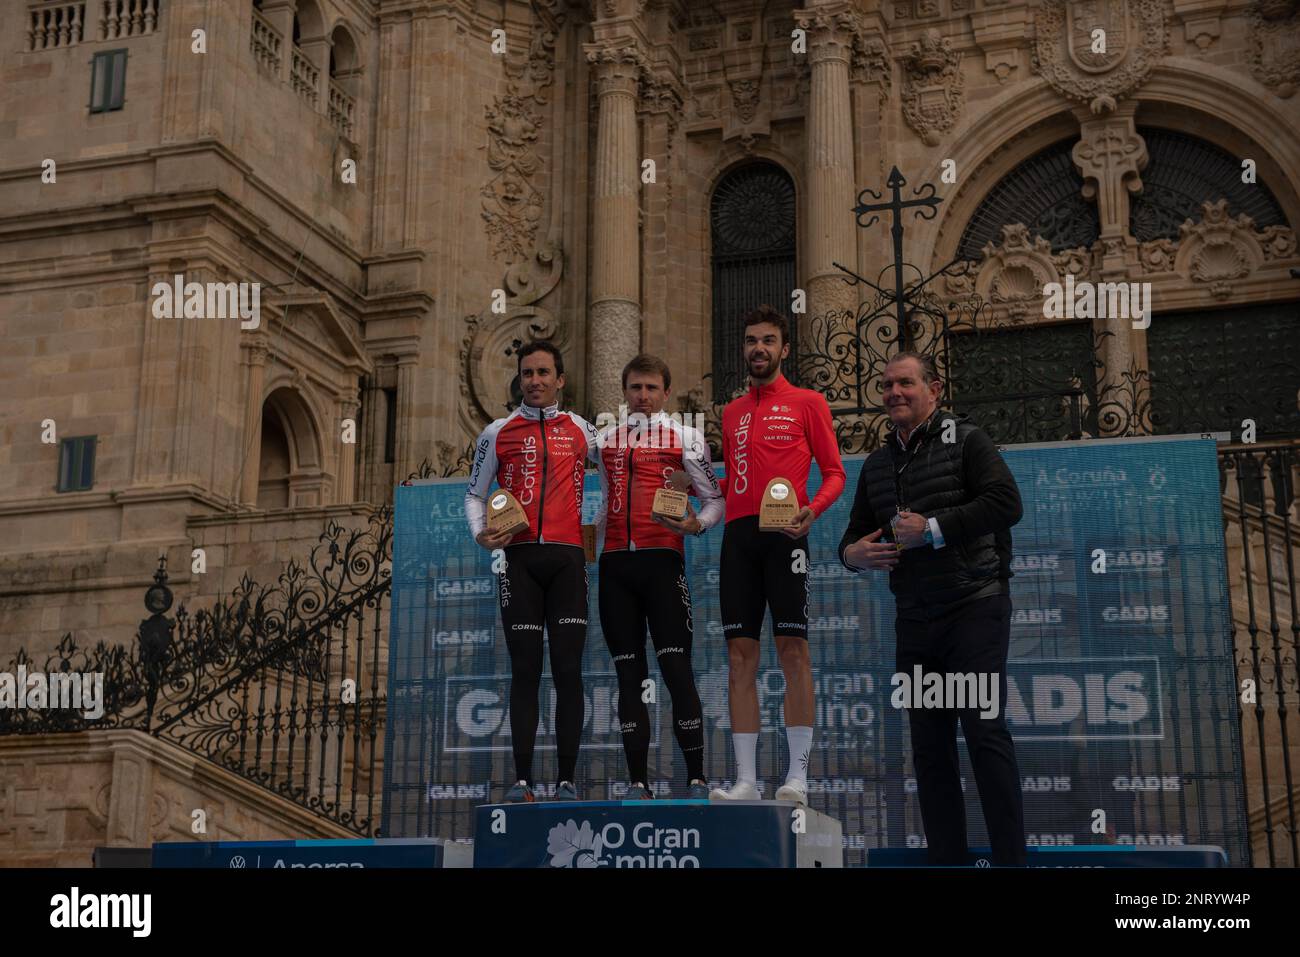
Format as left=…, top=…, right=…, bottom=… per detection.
left=229, top=856, right=247, bottom=869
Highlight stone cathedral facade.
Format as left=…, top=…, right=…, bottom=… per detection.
left=1, top=0, right=1299, bottom=706
left=1, top=0, right=1300, bottom=866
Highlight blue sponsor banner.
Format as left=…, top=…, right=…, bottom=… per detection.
left=384, top=435, right=1246, bottom=865
left=472, top=801, right=798, bottom=868
left=867, top=845, right=1228, bottom=868
left=152, top=839, right=457, bottom=869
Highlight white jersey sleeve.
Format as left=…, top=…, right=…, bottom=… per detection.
left=464, top=419, right=505, bottom=537
left=682, top=425, right=725, bottom=531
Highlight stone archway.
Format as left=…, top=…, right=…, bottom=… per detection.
left=257, top=386, right=326, bottom=509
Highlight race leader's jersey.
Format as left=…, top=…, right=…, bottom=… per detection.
left=594, top=412, right=724, bottom=553
left=465, top=402, right=598, bottom=548
left=720, top=372, right=846, bottom=523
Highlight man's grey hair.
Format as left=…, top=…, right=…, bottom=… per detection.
left=886, top=351, right=941, bottom=385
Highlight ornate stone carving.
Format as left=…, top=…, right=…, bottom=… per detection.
left=852, top=33, right=893, bottom=97
left=691, top=87, right=721, bottom=119
left=1053, top=246, right=1097, bottom=280
left=1071, top=122, right=1148, bottom=231
left=1137, top=237, right=1177, bottom=273
left=481, top=12, right=557, bottom=264
left=1032, top=0, right=1167, bottom=114
left=640, top=74, right=684, bottom=190
left=482, top=92, right=545, bottom=263
left=1258, top=224, right=1298, bottom=260
left=588, top=299, right=642, bottom=413
left=974, top=224, right=1061, bottom=319
left=460, top=243, right=564, bottom=428
left=730, top=78, right=761, bottom=121
left=1175, top=200, right=1264, bottom=300
left=795, top=6, right=861, bottom=63
left=901, top=29, right=963, bottom=146
left=1248, top=0, right=1300, bottom=97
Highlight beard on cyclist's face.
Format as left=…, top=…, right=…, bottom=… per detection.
left=743, top=323, right=787, bottom=383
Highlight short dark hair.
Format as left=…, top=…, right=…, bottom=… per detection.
left=885, top=350, right=940, bottom=385
left=621, top=353, right=672, bottom=391
left=741, top=304, right=790, bottom=349
left=517, top=340, right=564, bottom=377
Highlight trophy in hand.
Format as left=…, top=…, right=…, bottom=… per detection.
left=486, top=488, right=530, bottom=538
left=652, top=469, right=693, bottom=521
left=758, top=477, right=799, bottom=530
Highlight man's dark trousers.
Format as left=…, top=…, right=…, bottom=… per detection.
left=896, top=592, right=1027, bottom=866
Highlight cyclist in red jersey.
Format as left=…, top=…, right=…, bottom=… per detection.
left=465, top=341, right=598, bottom=804
left=710, top=306, right=845, bottom=806
left=594, top=354, right=724, bottom=800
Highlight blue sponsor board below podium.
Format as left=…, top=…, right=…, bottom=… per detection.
left=867, top=845, right=1228, bottom=868
left=152, top=838, right=471, bottom=869
left=473, top=800, right=843, bottom=868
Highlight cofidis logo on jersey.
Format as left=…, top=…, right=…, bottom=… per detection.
left=731, top=412, right=752, bottom=493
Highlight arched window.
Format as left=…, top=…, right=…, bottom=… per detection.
left=710, top=162, right=798, bottom=402
left=958, top=138, right=1099, bottom=260
left=959, top=129, right=1290, bottom=258
left=257, top=387, right=325, bottom=508
left=1130, top=128, right=1287, bottom=241
left=258, top=410, right=291, bottom=509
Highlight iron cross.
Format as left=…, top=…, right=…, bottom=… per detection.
left=852, top=166, right=944, bottom=338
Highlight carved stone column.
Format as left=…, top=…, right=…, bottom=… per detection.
left=240, top=338, right=270, bottom=505
left=1071, top=107, right=1150, bottom=432
left=394, top=354, right=418, bottom=482
left=337, top=387, right=360, bottom=504
left=586, top=46, right=644, bottom=414
left=796, top=4, right=859, bottom=318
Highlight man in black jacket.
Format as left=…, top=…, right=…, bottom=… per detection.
left=839, top=352, right=1027, bottom=866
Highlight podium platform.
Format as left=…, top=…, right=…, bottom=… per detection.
left=473, top=799, right=843, bottom=868
left=151, top=838, right=472, bottom=869
left=867, top=845, right=1228, bottom=868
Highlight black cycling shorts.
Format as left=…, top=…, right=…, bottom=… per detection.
left=719, top=515, right=810, bottom=640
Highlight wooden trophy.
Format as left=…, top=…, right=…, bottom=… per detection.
left=652, top=469, right=693, bottom=521
left=758, top=477, right=799, bottom=530
left=582, top=523, right=597, bottom=563
left=486, top=488, right=529, bottom=538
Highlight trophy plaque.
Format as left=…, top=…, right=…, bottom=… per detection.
left=651, top=469, right=692, bottom=521
left=758, top=477, right=799, bottom=530
left=486, top=488, right=529, bottom=538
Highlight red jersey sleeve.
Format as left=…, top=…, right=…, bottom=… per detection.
left=806, top=393, right=846, bottom=517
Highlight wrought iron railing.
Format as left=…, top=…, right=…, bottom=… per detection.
left=1, top=508, right=394, bottom=836
left=1220, top=442, right=1300, bottom=867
